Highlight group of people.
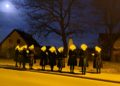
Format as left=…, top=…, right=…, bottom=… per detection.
left=14, top=44, right=102, bottom=75
left=15, top=45, right=35, bottom=69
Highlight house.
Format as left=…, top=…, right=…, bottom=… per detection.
left=112, top=37, right=120, bottom=62
left=99, top=33, right=120, bottom=62
left=0, top=29, right=40, bottom=58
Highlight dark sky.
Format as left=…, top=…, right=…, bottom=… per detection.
left=0, top=0, right=98, bottom=47
left=0, top=0, right=29, bottom=40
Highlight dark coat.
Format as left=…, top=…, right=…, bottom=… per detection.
left=48, top=51, right=56, bottom=66
left=93, top=53, right=102, bottom=68
left=40, top=51, right=48, bottom=66
left=57, top=51, right=65, bottom=68
left=14, top=49, right=19, bottom=61
left=68, top=50, right=77, bottom=66
left=29, top=50, right=35, bottom=58
left=22, top=49, right=30, bottom=63
left=79, top=50, right=89, bottom=67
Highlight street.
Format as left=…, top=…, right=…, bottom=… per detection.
left=0, top=68, right=119, bottom=86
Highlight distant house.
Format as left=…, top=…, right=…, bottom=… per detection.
left=99, top=33, right=120, bottom=62
left=0, top=29, right=40, bottom=58
left=112, top=37, right=120, bottom=62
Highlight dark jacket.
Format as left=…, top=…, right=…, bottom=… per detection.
left=93, top=52, right=102, bottom=68
left=68, top=50, right=77, bottom=66
left=14, top=49, right=19, bottom=61
left=48, top=51, right=56, bottom=66
left=57, top=51, right=65, bottom=68
left=40, top=51, right=48, bottom=66
left=22, top=49, right=30, bottom=63
left=79, top=50, right=89, bottom=67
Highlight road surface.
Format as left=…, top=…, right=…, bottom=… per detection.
left=0, top=68, right=119, bottom=86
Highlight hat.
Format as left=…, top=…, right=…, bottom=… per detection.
left=15, top=45, right=20, bottom=50
left=29, top=44, right=34, bottom=50
left=21, top=45, right=28, bottom=50
left=81, top=44, right=88, bottom=51
left=41, top=46, right=47, bottom=52
left=58, top=47, right=64, bottom=53
left=95, top=46, right=102, bottom=53
left=49, top=46, right=56, bottom=53
left=69, top=44, right=76, bottom=51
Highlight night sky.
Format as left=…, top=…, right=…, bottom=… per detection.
left=0, top=0, right=29, bottom=41
left=0, top=0, right=98, bottom=47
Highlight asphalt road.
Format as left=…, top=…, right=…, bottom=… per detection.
left=0, top=68, right=120, bottom=86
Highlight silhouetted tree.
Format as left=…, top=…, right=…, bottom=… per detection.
left=13, top=0, right=84, bottom=56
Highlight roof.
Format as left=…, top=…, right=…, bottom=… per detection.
left=0, top=29, right=40, bottom=47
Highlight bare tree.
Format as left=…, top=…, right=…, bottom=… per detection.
left=13, top=0, right=84, bottom=56
left=92, top=0, right=120, bottom=60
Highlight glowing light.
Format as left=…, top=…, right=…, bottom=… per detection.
left=5, top=4, right=10, bottom=8
left=29, top=44, right=34, bottom=50
left=26, top=50, right=29, bottom=54
left=95, top=46, right=102, bottom=53
left=49, top=46, right=56, bottom=53
left=15, top=45, right=20, bottom=50
left=69, top=44, right=76, bottom=51
left=58, top=47, right=64, bottom=53
left=22, top=45, right=28, bottom=49
left=41, top=46, right=47, bottom=52
left=15, top=45, right=23, bottom=52
left=92, top=53, right=95, bottom=56
left=81, top=44, right=88, bottom=51
left=0, top=1, right=16, bottom=13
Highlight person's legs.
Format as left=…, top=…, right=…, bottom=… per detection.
left=22, top=58, right=26, bottom=69
left=60, top=65, right=62, bottom=72
left=83, top=65, right=86, bottom=75
left=98, top=67, right=101, bottom=73
left=81, top=66, right=83, bottom=74
left=23, top=62, right=26, bottom=69
left=51, top=65, right=54, bottom=71
left=70, top=66, right=72, bottom=73
left=43, top=65, right=45, bottom=70
left=72, top=65, right=74, bottom=73
left=29, top=59, right=33, bottom=69
left=15, top=60, right=18, bottom=67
